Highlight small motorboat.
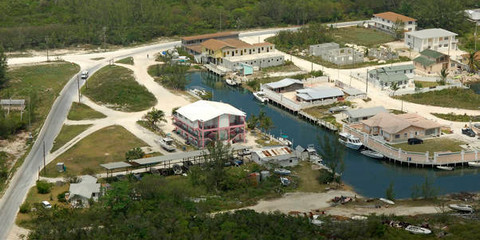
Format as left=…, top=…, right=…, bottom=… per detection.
left=379, top=198, right=395, bottom=205
left=277, top=137, right=292, bottom=146
left=338, top=132, right=362, bottom=150
left=360, top=150, right=384, bottom=159
left=274, top=168, right=291, bottom=175
left=449, top=204, right=474, bottom=213
left=225, top=78, right=240, bottom=86
left=310, top=215, right=324, bottom=226
left=468, top=161, right=480, bottom=167
left=351, top=215, right=367, bottom=220
left=280, top=177, right=291, bottom=186
left=253, top=91, right=268, bottom=103
left=436, top=166, right=454, bottom=171
left=405, top=225, right=432, bottom=235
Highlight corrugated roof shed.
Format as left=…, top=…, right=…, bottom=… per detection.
left=100, top=162, right=131, bottom=170
left=264, top=78, right=303, bottom=90
left=296, top=87, right=344, bottom=101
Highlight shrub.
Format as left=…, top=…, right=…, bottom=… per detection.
left=57, top=191, right=68, bottom=203
left=36, top=180, right=53, bottom=194
left=19, top=202, right=30, bottom=214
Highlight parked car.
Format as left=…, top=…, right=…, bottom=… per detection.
left=80, top=70, right=89, bottom=79
left=408, top=138, right=423, bottom=145
left=41, top=200, right=52, bottom=209
left=462, top=128, right=476, bottom=137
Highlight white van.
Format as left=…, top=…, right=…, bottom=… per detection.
left=41, top=200, right=52, bottom=209
left=81, top=70, right=89, bottom=79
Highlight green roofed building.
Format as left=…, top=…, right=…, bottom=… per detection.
left=368, top=64, right=415, bottom=90
left=413, top=49, right=450, bottom=75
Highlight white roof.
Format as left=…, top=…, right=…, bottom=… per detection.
left=264, top=78, right=303, bottom=89
left=176, top=100, right=245, bottom=122
left=69, top=182, right=100, bottom=199
left=80, top=175, right=98, bottom=184
left=465, top=9, right=480, bottom=21
left=406, top=28, right=457, bottom=39
left=223, top=52, right=284, bottom=62
left=0, top=99, right=25, bottom=105
left=345, top=106, right=387, bottom=119
left=296, top=87, right=344, bottom=101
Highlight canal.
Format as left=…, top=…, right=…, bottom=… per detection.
left=187, top=72, right=480, bottom=199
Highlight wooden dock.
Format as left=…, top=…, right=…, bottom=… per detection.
left=204, top=63, right=229, bottom=76
left=298, top=111, right=338, bottom=131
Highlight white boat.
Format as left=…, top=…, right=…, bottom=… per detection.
left=274, top=168, right=291, bottom=175
left=277, top=137, right=292, bottom=146
left=436, top=166, right=454, bottom=171
left=360, top=150, right=384, bottom=159
left=280, top=177, right=291, bottom=186
left=310, top=215, right=324, bottom=226
left=351, top=215, right=367, bottom=220
left=449, top=204, right=474, bottom=212
left=157, top=137, right=176, bottom=152
left=468, top=161, right=480, bottom=167
left=225, top=78, right=240, bottom=86
left=306, top=144, right=322, bottom=164
left=379, top=198, right=395, bottom=205
left=338, top=132, right=362, bottom=150
left=405, top=225, right=432, bottom=235
left=253, top=91, right=268, bottom=103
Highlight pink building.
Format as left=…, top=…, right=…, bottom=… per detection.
left=173, top=100, right=246, bottom=148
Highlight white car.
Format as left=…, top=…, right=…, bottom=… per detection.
left=80, top=70, right=89, bottom=79
left=41, top=200, right=52, bottom=209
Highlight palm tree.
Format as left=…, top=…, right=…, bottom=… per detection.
left=467, top=51, right=480, bottom=73
left=390, top=82, right=400, bottom=96
left=143, top=108, right=166, bottom=129
left=438, top=67, right=448, bottom=85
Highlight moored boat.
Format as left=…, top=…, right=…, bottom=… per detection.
left=379, top=198, right=395, bottom=205
left=277, top=137, right=292, bottom=146
left=449, top=204, right=474, bottom=212
left=225, top=78, right=240, bottom=86
left=405, top=225, right=431, bottom=235
left=436, top=166, right=454, bottom=171
left=338, top=132, right=362, bottom=150
left=360, top=150, right=384, bottom=159
left=274, top=168, right=291, bottom=175
left=468, top=161, right=480, bottom=167
left=253, top=91, right=268, bottom=103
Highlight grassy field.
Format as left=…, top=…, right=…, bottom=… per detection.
left=43, top=125, right=148, bottom=177
left=395, top=88, right=480, bottom=110
left=293, top=162, right=329, bottom=192
left=51, top=124, right=92, bottom=152
left=2, top=62, right=80, bottom=130
left=67, top=102, right=106, bottom=120
left=331, top=27, right=395, bottom=47
left=432, top=113, right=480, bottom=122
left=414, top=81, right=439, bottom=88
left=392, top=138, right=465, bottom=155
left=261, top=61, right=302, bottom=73
left=82, top=65, right=156, bottom=112
left=115, top=57, right=134, bottom=65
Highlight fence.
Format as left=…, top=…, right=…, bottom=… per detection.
left=344, top=124, right=479, bottom=166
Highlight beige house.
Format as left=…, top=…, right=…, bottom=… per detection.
left=361, top=112, right=441, bottom=142
left=413, top=49, right=450, bottom=75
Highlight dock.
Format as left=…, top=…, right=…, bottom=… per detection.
left=204, top=63, right=229, bottom=76
left=298, top=111, right=338, bottom=131
left=344, top=124, right=480, bottom=167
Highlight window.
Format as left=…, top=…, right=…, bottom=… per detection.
left=415, top=131, right=418, bottom=136
left=444, top=44, right=448, bottom=47
left=404, top=133, right=407, bottom=137
left=395, top=134, right=400, bottom=139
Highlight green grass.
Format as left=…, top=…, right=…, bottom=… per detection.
left=115, top=57, right=134, bottom=65
left=293, top=162, right=329, bottom=192
left=2, top=62, right=80, bottom=130
left=331, top=27, right=395, bottom=47
left=51, top=124, right=92, bottom=152
left=432, top=113, right=480, bottom=122
left=261, top=61, right=302, bottom=73
left=82, top=65, right=156, bottom=112
left=67, top=102, right=106, bottom=120
left=392, top=138, right=465, bottom=155
left=42, top=125, right=148, bottom=177
left=395, top=88, right=480, bottom=110
left=414, top=81, right=439, bottom=88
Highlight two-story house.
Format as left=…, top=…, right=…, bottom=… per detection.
left=413, top=49, right=451, bottom=75
left=371, top=12, right=417, bottom=35
left=405, top=28, right=458, bottom=52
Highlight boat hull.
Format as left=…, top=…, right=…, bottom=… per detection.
left=361, top=150, right=384, bottom=159
left=339, top=139, right=362, bottom=150
left=468, top=162, right=480, bottom=167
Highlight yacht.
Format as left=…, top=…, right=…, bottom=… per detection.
left=338, top=132, right=362, bottom=150
left=253, top=91, right=268, bottom=103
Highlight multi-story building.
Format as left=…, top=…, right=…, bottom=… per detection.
left=405, top=28, right=458, bottom=52
left=173, top=100, right=246, bottom=148
left=413, top=49, right=451, bottom=75
left=368, top=64, right=415, bottom=89
left=371, top=12, right=417, bottom=34
left=181, top=31, right=239, bottom=55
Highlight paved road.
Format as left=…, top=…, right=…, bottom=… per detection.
left=0, top=27, right=308, bottom=238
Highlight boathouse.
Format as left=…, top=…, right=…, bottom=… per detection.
left=173, top=100, right=246, bottom=148
left=263, top=78, right=304, bottom=93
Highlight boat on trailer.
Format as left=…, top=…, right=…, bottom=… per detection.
left=405, top=225, right=432, bottom=235
left=253, top=91, right=268, bottom=103
left=436, top=166, right=454, bottom=171
left=360, top=150, right=384, bottom=159
left=338, top=132, right=362, bottom=150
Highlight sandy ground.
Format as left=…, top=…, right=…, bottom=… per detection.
left=7, top=224, right=29, bottom=240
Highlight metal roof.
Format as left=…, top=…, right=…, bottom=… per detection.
left=373, top=11, right=416, bottom=22
left=345, top=106, right=387, bottom=119
left=131, top=145, right=250, bottom=166
left=253, top=146, right=294, bottom=159
left=406, top=28, right=457, bottom=39
left=414, top=56, right=436, bottom=67
left=378, top=73, right=409, bottom=83
left=264, top=78, right=303, bottom=90
left=296, top=87, right=344, bottom=101
left=181, top=31, right=239, bottom=41
left=176, top=100, right=245, bottom=122
left=100, top=162, right=131, bottom=170
left=0, top=99, right=25, bottom=105
left=420, top=49, right=445, bottom=59
left=342, top=87, right=365, bottom=96
left=69, top=182, right=100, bottom=199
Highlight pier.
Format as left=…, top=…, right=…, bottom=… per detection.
left=344, top=124, right=479, bottom=168
left=204, top=63, right=229, bottom=76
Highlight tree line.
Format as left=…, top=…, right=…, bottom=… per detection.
left=0, top=0, right=477, bottom=51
